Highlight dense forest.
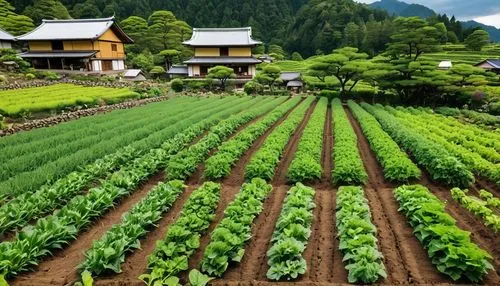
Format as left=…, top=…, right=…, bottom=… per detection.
left=2, top=0, right=493, bottom=57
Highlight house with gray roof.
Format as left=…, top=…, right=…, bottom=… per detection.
left=16, top=17, right=133, bottom=74
left=0, top=28, right=15, bottom=49
left=280, top=72, right=304, bottom=92
left=182, top=27, right=262, bottom=81
left=475, top=59, right=500, bottom=74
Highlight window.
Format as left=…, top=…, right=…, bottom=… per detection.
left=220, top=47, right=229, bottom=56
left=200, top=66, right=209, bottom=75
left=51, top=41, right=64, bottom=50
left=111, top=44, right=117, bottom=52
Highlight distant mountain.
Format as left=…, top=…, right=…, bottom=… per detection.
left=370, top=0, right=434, bottom=18
left=369, top=0, right=500, bottom=42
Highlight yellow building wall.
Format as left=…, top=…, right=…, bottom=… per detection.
left=229, top=47, right=251, bottom=57
left=93, top=41, right=125, bottom=59
left=98, top=29, right=122, bottom=42
left=195, top=48, right=220, bottom=57
left=63, top=40, right=93, bottom=51
left=29, top=41, right=52, bottom=51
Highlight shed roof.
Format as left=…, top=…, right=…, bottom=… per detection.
left=19, top=51, right=97, bottom=58
left=16, top=17, right=133, bottom=43
left=280, top=72, right=301, bottom=81
left=184, top=56, right=261, bottom=64
left=438, top=60, right=452, bottom=68
left=475, top=59, right=500, bottom=69
left=0, top=28, right=14, bottom=41
left=123, top=69, right=144, bottom=78
left=183, top=27, right=261, bottom=47
left=286, top=80, right=303, bottom=87
left=167, top=65, right=188, bottom=75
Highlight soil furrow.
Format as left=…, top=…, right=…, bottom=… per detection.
left=12, top=172, right=166, bottom=286
left=317, top=104, right=333, bottom=189
left=225, top=186, right=289, bottom=281
left=272, top=99, right=317, bottom=186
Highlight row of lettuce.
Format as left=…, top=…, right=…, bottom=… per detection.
left=0, top=95, right=497, bottom=284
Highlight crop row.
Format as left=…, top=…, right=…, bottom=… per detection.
left=204, top=97, right=301, bottom=180
left=348, top=101, right=420, bottom=182
left=0, top=96, right=247, bottom=198
left=79, top=180, right=186, bottom=275
left=331, top=99, right=367, bottom=185
left=479, top=190, right=500, bottom=210
left=140, top=182, right=221, bottom=285
left=385, top=107, right=499, bottom=184
left=166, top=97, right=284, bottom=180
left=394, top=185, right=493, bottom=282
left=450, top=188, right=500, bottom=232
left=287, top=97, right=328, bottom=183
left=336, top=186, right=386, bottom=283
left=0, top=97, right=253, bottom=233
left=361, top=103, right=474, bottom=187
left=435, top=107, right=499, bottom=127
left=396, top=107, right=500, bottom=164
left=267, top=183, right=316, bottom=280
left=0, top=99, right=257, bottom=278
left=200, top=178, right=272, bottom=276
left=245, top=97, right=315, bottom=181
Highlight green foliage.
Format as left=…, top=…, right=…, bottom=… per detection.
left=255, top=65, right=282, bottom=92
left=206, top=66, right=236, bottom=91
left=167, top=97, right=282, bottom=180
left=149, top=66, right=165, bottom=77
left=451, top=188, right=499, bottom=232
left=204, top=97, right=299, bottom=180
left=318, top=90, right=339, bottom=100
left=331, top=99, right=367, bottom=185
left=348, top=100, right=420, bottom=182
left=479, top=190, right=500, bottom=210
left=287, top=97, right=327, bottom=182
left=23, top=0, right=70, bottom=25
left=188, top=269, right=213, bottom=286
left=245, top=97, right=315, bottom=181
left=267, top=183, right=315, bottom=281
left=465, top=30, right=490, bottom=51
left=24, top=73, right=35, bottom=80
left=79, top=180, right=186, bottom=275
left=291, top=52, right=303, bottom=61
left=140, top=182, right=221, bottom=285
left=362, top=103, right=474, bottom=187
left=170, top=78, right=184, bottom=92
left=243, top=81, right=263, bottom=95
left=200, top=178, right=272, bottom=277
left=336, top=186, right=386, bottom=283
left=0, top=0, right=34, bottom=35
left=394, top=185, right=493, bottom=282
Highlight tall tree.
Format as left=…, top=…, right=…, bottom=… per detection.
left=464, top=29, right=490, bottom=51
left=23, top=0, right=71, bottom=24
left=206, top=65, right=235, bottom=91
left=0, top=0, right=34, bottom=35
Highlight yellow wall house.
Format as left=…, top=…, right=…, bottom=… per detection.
left=178, top=27, right=262, bottom=80
left=17, top=17, right=133, bottom=73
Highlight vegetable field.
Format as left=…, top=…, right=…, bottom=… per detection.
left=0, top=84, right=139, bottom=116
left=0, top=95, right=498, bottom=286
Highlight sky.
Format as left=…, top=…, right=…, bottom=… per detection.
left=356, top=0, right=500, bottom=28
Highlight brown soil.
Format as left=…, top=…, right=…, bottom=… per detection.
left=272, top=99, right=317, bottom=185
left=317, top=104, right=333, bottom=189
left=11, top=172, right=166, bottom=286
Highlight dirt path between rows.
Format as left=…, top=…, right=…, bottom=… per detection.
left=11, top=172, right=166, bottom=286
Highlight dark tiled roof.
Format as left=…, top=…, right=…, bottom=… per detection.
left=167, top=65, right=188, bottom=74
left=280, top=72, right=301, bottom=81
left=183, top=27, right=261, bottom=46
left=0, top=28, right=14, bottom=41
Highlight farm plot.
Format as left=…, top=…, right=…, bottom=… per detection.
left=0, top=84, right=139, bottom=116
left=1, top=95, right=498, bottom=286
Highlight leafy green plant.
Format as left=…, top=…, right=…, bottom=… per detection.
left=267, top=183, right=316, bottom=280
left=79, top=180, right=186, bottom=275
left=347, top=100, right=420, bottom=182
left=200, top=178, right=272, bottom=276
left=287, top=97, right=328, bottom=183
left=362, top=103, right=474, bottom=187
left=479, top=190, right=500, bottom=210
left=188, top=269, right=213, bottom=286
left=245, top=97, right=315, bottom=181
left=167, top=97, right=284, bottom=180
left=331, top=99, right=368, bottom=185
left=140, top=182, right=221, bottom=286
left=336, top=186, right=386, bottom=283
left=451, top=188, right=499, bottom=232
left=204, top=97, right=300, bottom=180
left=394, top=185, right=493, bottom=282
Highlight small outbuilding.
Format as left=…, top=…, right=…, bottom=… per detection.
left=0, top=28, right=14, bottom=49
left=438, top=60, right=452, bottom=70
left=123, top=69, right=146, bottom=81
left=475, top=59, right=500, bottom=74
left=280, top=72, right=304, bottom=92
left=167, top=65, right=188, bottom=78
